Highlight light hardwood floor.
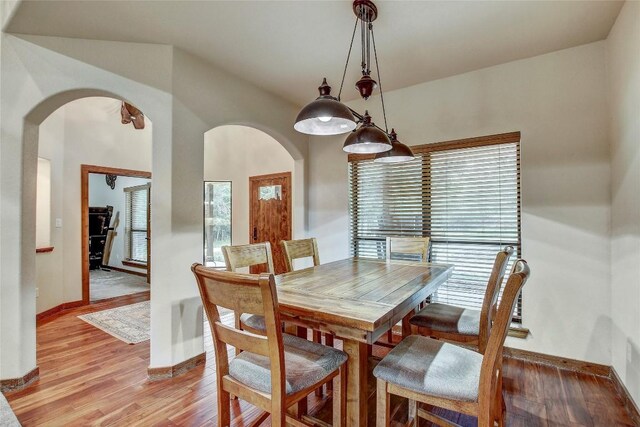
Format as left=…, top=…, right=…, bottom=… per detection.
left=5, top=293, right=637, bottom=426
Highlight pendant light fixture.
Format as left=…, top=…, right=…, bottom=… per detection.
left=374, top=129, right=415, bottom=163
left=294, top=0, right=412, bottom=160
left=294, top=78, right=357, bottom=135
left=343, top=111, right=390, bottom=154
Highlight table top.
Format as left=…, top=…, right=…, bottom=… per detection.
left=275, top=257, right=453, bottom=340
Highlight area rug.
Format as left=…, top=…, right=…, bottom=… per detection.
left=0, top=392, right=20, bottom=426
left=78, top=301, right=150, bottom=344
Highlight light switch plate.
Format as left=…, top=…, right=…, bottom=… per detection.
left=55, top=218, right=62, bottom=228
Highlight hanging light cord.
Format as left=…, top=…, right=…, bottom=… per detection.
left=371, top=24, right=389, bottom=133
left=338, top=15, right=360, bottom=102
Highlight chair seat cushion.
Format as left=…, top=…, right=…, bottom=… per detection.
left=373, top=335, right=482, bottom=402
left=409, top=303, right=481, bottom=336
left=229, top=333, right=347, bottom=395
left=240, top=313, right=266, bottom=331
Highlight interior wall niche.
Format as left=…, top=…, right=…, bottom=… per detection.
left=35, top=157, right=52, bottom=249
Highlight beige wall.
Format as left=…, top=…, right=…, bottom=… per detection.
left=204, top=125, right=296, bottom=253
left=309, top=41, right=612, bottom=364
left=607, top=0, right=640, bottom=406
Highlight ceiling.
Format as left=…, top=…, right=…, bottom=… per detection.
left=6, top=1, right=623, bottom=106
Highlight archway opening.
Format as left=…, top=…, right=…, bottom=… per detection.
left=203, top=125, right=302, bottom=273
left=34, top=96, right=153, bottom=314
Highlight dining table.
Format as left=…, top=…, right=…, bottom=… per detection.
left=274, top=257, right=454, bottom=426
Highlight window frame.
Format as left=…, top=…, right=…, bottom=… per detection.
left=347, top=131, right=523, bottom=323
left=203, top=180, right=232, bottom=269
left=123, top=183, right=150, bottom=264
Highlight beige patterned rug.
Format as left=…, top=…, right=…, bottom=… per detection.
left=78, top=301, right=150, bottom=344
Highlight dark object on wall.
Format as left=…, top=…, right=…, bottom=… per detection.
left=88, top=206, right=113, bottom=270
left=121, top=102, right=145, bottom=130
left=105, top=174, right=117, bottom=189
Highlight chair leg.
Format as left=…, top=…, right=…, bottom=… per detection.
left=217, top=388, right=230, bottom=427
left=494, top=369, right=506, bottom=427
left=313, top=330, right=324, bottom=397
left=408, top=399, right=418, bottom=426
left=234, top=311, right=242, bottom=356
left=387, top=329, right=394, bottom=344
left=376, top=379, right=390, bottom=427
left=325, top=334, right=334, bottom=392
left=333, top=365, right=347, bottom=427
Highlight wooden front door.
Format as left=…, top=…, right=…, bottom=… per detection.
left=249, top=172, right=291, bottom=274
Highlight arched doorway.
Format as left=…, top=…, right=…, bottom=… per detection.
left=34, top=96, right=153, bottom=312
left=203, top=125, right=299, bottom=272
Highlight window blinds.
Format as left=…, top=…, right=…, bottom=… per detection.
left=125, top=184, right=149, bottom=263
left=348, top=133, right=521, bottom=321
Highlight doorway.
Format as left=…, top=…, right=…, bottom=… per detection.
left=249, top=171, right=292, bottom=274
left=82, top=165, right=151, bottom=303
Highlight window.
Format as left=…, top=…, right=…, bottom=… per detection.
left=204, top=181, right=232, bottom=268
left=124, top=184, right=150, bottom=263
left=348, top=132, right=522, bottom=322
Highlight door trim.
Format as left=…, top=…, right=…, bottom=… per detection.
left=81, top=164, right=151, bottom=304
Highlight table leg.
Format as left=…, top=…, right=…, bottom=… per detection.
left=342, top=339, right=368, bottom=427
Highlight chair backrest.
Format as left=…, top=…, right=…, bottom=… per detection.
left=478, top=246, right=515, bottom=354
left=385, top=236, right=430, bottom=262
left=191, top=264, right=286, bottom=402
left=222, top=242, right=275, bottom=274
left=280, top=238, right=320, bottom=272
left=478, top=260, right=529, bottom=418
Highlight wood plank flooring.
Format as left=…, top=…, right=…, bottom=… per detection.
left=5, top=294, right=637, bottom=426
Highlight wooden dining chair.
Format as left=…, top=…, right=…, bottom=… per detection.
left=281, top=237, right=334, bottom=395
left=386, top=236, right=430, bottom=262
left=281, top=238, right=320, bottom=272
left=192, top=264, right=347, bottom=427
left=374, top=259, right=530, bottom=427
left=385, top=236, right=431, bottom=342
left=221, top=242, right=274, bottom=335
left=409, top=246, right=514, bottom=354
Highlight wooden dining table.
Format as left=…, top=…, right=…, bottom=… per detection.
left=274, top=257, right=454, bottom=426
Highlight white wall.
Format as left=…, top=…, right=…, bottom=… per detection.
left=204, top=125, right=296, bottom=251
left=0, top=32, right=308, bottom=380
left=607, top=0, right=640, bottom=406
left=88, top=174, right=151, bottom=272
left=309, top=41, right=612, bottom=364
left=35, top=108, right=65, bottom=316
left=36, top=97, right=152, bottom=314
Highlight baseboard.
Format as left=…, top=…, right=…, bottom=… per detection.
left=106, top=265, right=147, bottom=278
left=503, top=347, right=611, bottom=377
left=609, top=366, right=640, bottom=425
left=147, top=352, right=206, bottom=381
left=0, top=367, right=39, bottom=392
left=36, top=300, right=84, bottom=323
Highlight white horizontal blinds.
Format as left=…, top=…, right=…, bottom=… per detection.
left=348, top=156, right=425, bottom=259
left=429, top=142, right=521, bottom=321
left=124, top=184, right=149, bottom=263
left=348, top=134, right=521, bottom=322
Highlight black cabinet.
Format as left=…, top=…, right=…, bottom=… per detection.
left=88, top=206, right=113, bottom=270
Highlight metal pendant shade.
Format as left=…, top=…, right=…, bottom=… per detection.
left=343, top=111, right=392, bottom=154
left=296, top=1, right=411, bottom=156
left=374, top=129, right=415, bottom=163
left=294, top=78, right=357, bottom=135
